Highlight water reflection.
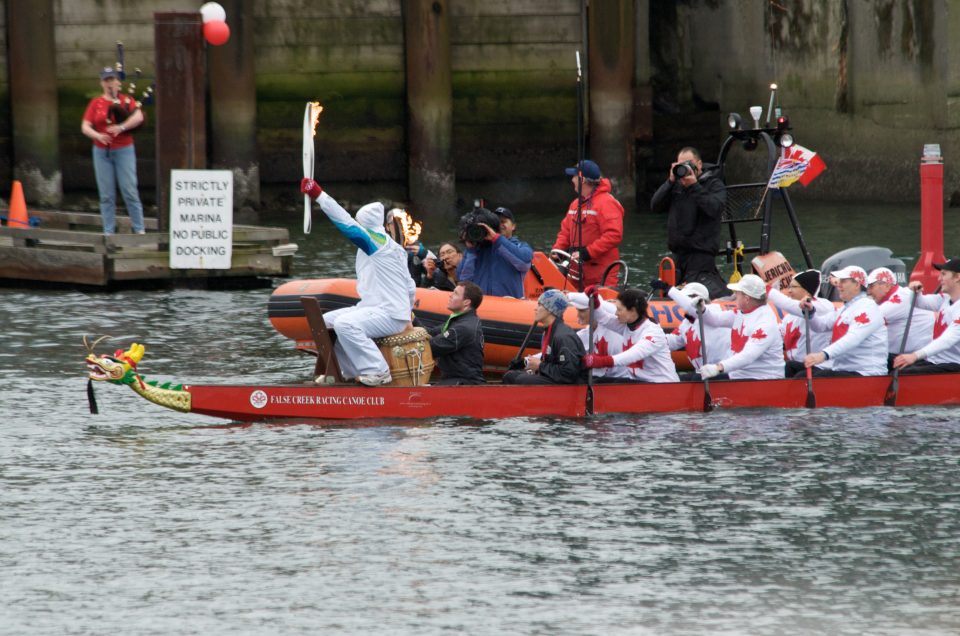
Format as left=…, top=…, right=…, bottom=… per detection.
left=2, top=201, right=959, bottom=634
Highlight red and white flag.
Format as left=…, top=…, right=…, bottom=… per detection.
left=767, top=145, right=826, bottom=189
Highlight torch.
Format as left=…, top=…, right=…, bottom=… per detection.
left=302, top=101, right=322, bottom=234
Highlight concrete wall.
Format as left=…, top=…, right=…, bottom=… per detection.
left=678, top=0, right=959, bottom=203
left=0, top=0, right=956, bottom=207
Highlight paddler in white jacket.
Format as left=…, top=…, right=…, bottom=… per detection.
left=766, top=269, right=833, bottom=376
left=672, top=274, right=784, bottom=380
left=893, top=258, right=960, bottom=374
left=301, top=178, right=416, bottom=385
left=799, top=265, right=888, bottom=377
left=650, top=280, right=731, bottom=374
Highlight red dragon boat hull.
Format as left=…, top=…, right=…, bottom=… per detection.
left=181, top=374, right=960, bottom=422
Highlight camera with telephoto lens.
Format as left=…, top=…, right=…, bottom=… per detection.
left=672, top=161, right=697, bottom=179
left=458, top=207, right=500, bottom=245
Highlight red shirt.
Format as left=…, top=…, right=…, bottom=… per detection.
left=82, top=94, right=141, bottom=149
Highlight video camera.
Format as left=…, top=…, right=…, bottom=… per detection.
left=458, top=207, right=500, bottom=245
left=672, top=161, right=697, bottom=179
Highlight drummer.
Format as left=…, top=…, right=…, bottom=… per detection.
left=426, top=281, right=486, bottom=385
left=300, top=178, right=416, bottom=386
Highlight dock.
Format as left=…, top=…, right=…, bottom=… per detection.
left=0, top=210, right=296, bottom=287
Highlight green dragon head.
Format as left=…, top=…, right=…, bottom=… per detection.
left=85, top=338, right=145, bottom=386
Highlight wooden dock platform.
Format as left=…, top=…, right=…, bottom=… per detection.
left=0, top=210, right=296, bottom=287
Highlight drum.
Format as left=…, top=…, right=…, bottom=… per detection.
left=374, top=326, right=435, bottom=387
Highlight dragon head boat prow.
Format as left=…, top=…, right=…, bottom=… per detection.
left=84, top=337, right=191, bottom=413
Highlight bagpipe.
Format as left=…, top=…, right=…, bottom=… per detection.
left=106, top=41, right=155, bottom=125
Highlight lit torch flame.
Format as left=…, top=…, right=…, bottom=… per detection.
left=389, top=208, right=423, bottom=246
left=310, top=102, right=323, bottom=137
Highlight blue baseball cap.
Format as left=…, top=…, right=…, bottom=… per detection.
left=100, top=66, right=120, bottom=80
left=564, top=159, right=601, bottom=180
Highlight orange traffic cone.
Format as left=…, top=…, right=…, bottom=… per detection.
left=7, top=180, right=29, bottom=227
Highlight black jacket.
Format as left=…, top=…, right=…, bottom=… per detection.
left=427, top=309, right=485, bottom=384
left=651, top=163, right=726, bottom=255
left=537, top=319, right=587, bottom=384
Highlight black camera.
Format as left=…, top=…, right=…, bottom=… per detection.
left=458, top=207, right=500, bottom=244
left=672, top=161, right=697, bottom=179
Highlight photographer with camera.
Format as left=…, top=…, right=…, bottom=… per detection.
left=456, top=206, right=533, bottom=298
left=651, top=147, right=727, bottom=298
left=551, top=159, right=624, bottom=287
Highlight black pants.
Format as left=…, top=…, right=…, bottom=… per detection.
left=673, top=250, right=727, bottom=299
left=898, top=360, right=960, bottom=374
left=793, top=367, right=864, bottom=378
left=432, top=377, right=485, bottom=386
left=502, top=370, right=557, bottom=385
left=785, top=360, right=806, bottom=377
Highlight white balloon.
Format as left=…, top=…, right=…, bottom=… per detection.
left=199, top=2, right=226, bottom=24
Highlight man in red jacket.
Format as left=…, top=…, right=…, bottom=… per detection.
left=551, top=159, right=624, bottom=287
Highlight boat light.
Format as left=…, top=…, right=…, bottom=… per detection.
left=727, top=112, right=742, bottom=130
left=749, top=106, right=763, bottom=129
left=779, top=133, right=794, bottom=148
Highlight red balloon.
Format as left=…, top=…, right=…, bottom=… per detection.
left=203, top=20, right=230, bottom=46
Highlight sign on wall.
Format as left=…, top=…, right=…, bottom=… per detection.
left=169, top=169, right=233, bottom=269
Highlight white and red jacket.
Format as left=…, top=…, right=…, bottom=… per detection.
left=594, top=300, right=680, bottom=383
left=913, top=293, right=960, bottom=364
left=674, top=294, right=784, bottom=379
left=576, top=323, right=631, bottom=380
left=767, top=288, right=833, bottom=363
left=875, top=286, right=934, bottom=354
left=665, top=288, right=731, bottom=370
left=809, top=292, right=887, bottom=375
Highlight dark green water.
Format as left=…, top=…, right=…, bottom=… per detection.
left=1, top=197, right=958, bottom=634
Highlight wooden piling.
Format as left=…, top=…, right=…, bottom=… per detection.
left=402, top=0, right=454, bottom=218
left=7, top=0, right=61, bottom=207
left=154, top=12, right=206, bottom=232
left=208, top=0, right=260, bottom=224
left=587, top=0, right=635, bottom=204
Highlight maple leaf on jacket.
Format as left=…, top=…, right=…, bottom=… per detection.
left=831, top=318, right=850, bottom=343
left=854, top=313, right=870, bottom=325
left=622, top=338, right=645, bottom=369
left=783, top=321, right=801, bottom=352
left=934, top=312, right=949, bottom=339
left=595, top=336, right=609, bottom=357
left=731, top=327, right=749, bottom=353
left=684, top=328, right=702, bottom=360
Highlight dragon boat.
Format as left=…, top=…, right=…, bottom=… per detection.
left=85, top=341, right=960, bottom=422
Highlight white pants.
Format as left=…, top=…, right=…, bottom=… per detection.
left=323, top=306, right=409, bottom=378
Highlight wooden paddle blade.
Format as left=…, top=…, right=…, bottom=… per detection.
left=805, top=388, right=816, bottom=409
left=703, top=388, right=714, bottom=412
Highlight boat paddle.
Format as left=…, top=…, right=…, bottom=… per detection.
left=585, top=288, right=595, bottom=416
left=507, top=318, right=538, bottom=372
left=884, top=288, right=919, bottom=407
left=802, top=307, right=816, bottom=408
left=696, top=300, right=713, bottom=412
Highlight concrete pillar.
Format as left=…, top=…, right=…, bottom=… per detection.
left=588, top=0, right=635, bottom=204
left=402, top=0, right=454, bottom=218
left=154, top=12, right=206, bottom=231
left=208, top=0, right=259, bottom=224
left=7, top=0, right=61, bottom=206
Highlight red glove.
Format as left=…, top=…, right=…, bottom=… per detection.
left=583, top=285, right=601, bottom=309
left=583, top=354, right=614, bottom=369
left=300, top=178, right=323, bottom=200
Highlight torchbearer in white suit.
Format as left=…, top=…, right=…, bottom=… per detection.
left=301, top=178, right=416, bottom=386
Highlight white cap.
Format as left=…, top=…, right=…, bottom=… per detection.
left=681, top=282, right=709, bottom=302
left=866, top=267, right=896, bottom=286
left=566, top=292, right=590, bottom=310
left=830, top=265, right=867, bottom=287
left=727, top=274, right=766, bottom=299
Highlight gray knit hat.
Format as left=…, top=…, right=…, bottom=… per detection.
left=538, top=289, right=568, bottom=317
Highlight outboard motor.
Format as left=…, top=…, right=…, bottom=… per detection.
left=818, top=246, right=907, bottom=300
